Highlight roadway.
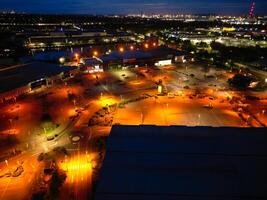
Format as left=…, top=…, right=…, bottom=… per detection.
left=0, top=63, right=266, bottom=200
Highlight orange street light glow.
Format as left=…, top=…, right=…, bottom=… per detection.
left=98, top=96, right=118, bottom=107
left=60, top=154, right=92, bottom=183
left=93, top=51, right=99, bottom=56
left=129, top=80, right=144, bottom=86
left=206, top=88, right=214, bottom=95
left=153, top=42, right=157, bottom=47
left=130, top=45, right=134, bottom=50
left=119, top=47, right=124, bottom=52
left=1, top=128, right=20, bottom=135
left=61, top=158, right=91, bottom=171
left=144, top=43, right=149, bottom=49
left=8, top=104, right=22, bottom=113
left=177, top=91, right=184, bottom=96
left=68, top=108, right=77, bottom=117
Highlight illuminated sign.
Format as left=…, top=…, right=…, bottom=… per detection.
left=155, top=59, right=172, bottom=66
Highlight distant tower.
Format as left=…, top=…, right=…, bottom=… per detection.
left=249, top=1, right=256, bottom=18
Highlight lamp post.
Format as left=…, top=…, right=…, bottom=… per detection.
left=140, top=112, right=144, bottom=124
left=5, top=159, right=8, bottom=167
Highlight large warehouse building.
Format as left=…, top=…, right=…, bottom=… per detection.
left=94, top=125, right=267, bottom=200
left=81, top=46, right=185, bottom=71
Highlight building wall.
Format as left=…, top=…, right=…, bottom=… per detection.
left=0, top=69, right=78, bottom=104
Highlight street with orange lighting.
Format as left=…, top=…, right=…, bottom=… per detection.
left=0, top=61, right=266, bottom=200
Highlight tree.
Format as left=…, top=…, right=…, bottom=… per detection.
left=228, top=74, right=252, bottom=89
left=50, top=169, right=66, bottom=199
left=182, top=40, right=195, bottom=52
left=210, top=41, right=224, bottom=51
left=41, top=113, right=56, bottom=134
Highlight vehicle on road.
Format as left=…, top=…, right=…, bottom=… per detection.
left=46, top=135, right=55, bottom=141
left=203, top=104, right=213, bottom=109
left=167, top=93, right=175, bottom=98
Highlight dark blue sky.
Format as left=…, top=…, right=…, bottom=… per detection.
left=0, top=0, right=266, bottom=15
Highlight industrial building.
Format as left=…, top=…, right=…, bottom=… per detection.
left=0, top=62, right=76, bottom=102
left=95, top=125, right=267, bottom=200
left=81, top=46, right=185, bottom=72
left=27, top=31, right=135, bottom=49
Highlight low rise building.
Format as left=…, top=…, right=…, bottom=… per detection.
left=95, top=125, right=267, bottom=200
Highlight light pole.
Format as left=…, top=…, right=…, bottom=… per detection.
left=9, top=118, right=13, bottom=134
left=5, top=160, right=8, bottom=167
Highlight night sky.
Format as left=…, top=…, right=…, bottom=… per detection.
left=0, top=0, right=266, bottom=15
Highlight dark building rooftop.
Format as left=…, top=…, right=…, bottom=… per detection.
left=148, top=46, right=185, bottom=58
left=95, top=125, right=267, bottom=200
left=0, top=62, right=74, bottom=93
left=99, top=46, right=184, bottom=64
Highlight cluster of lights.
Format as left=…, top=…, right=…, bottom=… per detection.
left=62, top=161, right=91, bottom=171
left=59, top=154, right=94, bottom=184
left=60, top=155, right=92, bottom=172
left=74, top=42, right=157, bottom=60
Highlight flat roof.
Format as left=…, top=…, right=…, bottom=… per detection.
left=0, top=62, right=73, bottom=93
left=95, top=125, right=267, bottom=200
left=99, top=46, right=184, bottom=63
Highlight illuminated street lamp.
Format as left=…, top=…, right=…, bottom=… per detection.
left=93, top=51, right=99, bottom=57
left=73, top=99, right=76, bottom=107
left=158, top=85, right=163, bottom=94
left=130, top=45, right=134, bottom=50
left=5, top=159, right=8, bottom=167
left=144, top=43, right=149, bottom=49
left=119, top=47, right=124, bottom=52
left=59, top=57, right=66, bottom=64
left=9, top=118, right=13, bottom=134
left=153, top=42, right=157, bottom=47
